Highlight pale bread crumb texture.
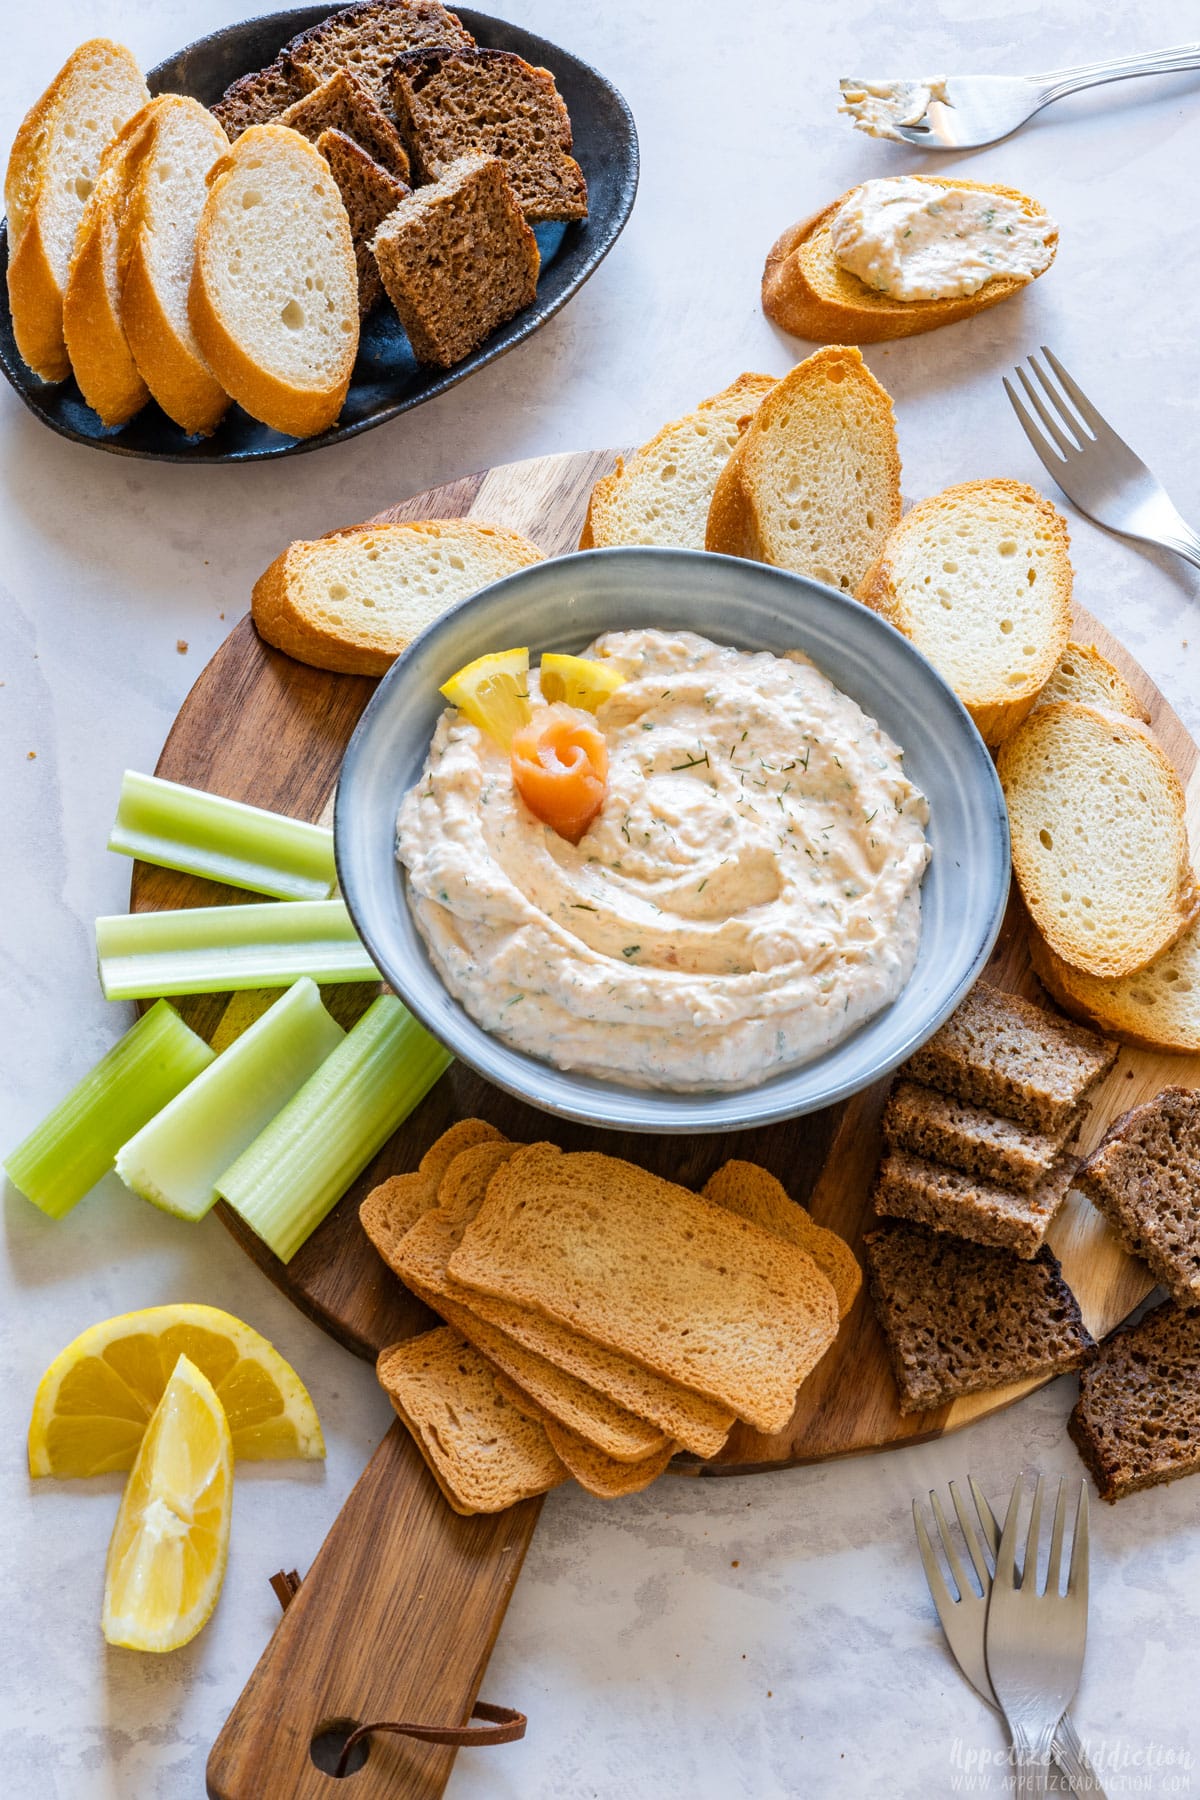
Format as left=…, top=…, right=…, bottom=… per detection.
left=580, top=373, right=777, bottom=551
left=5, top=39, right=149, bottom=380
left=376, top=1326, right=566, bottom=1513
left=857, top=479, right=1072, bottom=746
left=447, top=1144, right=839, bottom=1434
left=190, top=123, right=358, bottom=437
left=1032, top=641, right=1149, bottom=723
left=119, top=96, right=230, bottom=436
left=252, top=516, right=544, bottom=675
left=762, top=177, right=1056, bottom=346
left=705, top=346, right=901, bottom=595
left=1030, top=914, right=1200, bottom=1054
left=999, top=700, right=1200, bottom=979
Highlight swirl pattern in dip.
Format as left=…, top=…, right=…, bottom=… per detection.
left=397, top=629, right=931, bottom=1091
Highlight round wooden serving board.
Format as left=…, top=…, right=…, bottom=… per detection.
left=134, top=449, right=1198, bottom=1475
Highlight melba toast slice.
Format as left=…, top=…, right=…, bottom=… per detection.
left=448, top=1145, right=840, bottom=1433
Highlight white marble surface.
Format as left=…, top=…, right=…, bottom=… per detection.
left=3, top=0, right=1200, bottom=1794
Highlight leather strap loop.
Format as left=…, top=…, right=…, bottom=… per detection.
left=334, top=1703, right=526, bottom=1775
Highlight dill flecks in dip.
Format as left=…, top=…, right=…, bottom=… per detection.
left=829, top=177, right=1056, bottom=301
left=396, top=629, right=931, bottom=1091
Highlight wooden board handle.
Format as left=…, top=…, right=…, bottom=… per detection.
left=207, top=1421, right=542, bottom=1799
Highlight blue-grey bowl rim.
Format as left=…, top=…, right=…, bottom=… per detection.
left=334, top=546, right=1010, bottom=1133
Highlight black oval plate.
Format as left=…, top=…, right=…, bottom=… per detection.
left=0, top=6, right=638, bottom=461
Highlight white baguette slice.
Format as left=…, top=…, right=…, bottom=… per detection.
left=705, top=345, right=900, bottom=594
left=62, top=99, right=167, bottom=427
left=580, top=372, right=777, bottom=551
left=252, top=518, right=545, bottom=675
left=5, top=40, right=149, bottom=381
left=190, top=124, right=358, bottom=438
left=999, top=700, right=1200, bottom=980
left=119, top=96, right=230, bottom=436
left=1030, top=914, right=1200, bottom=1054
left=858, top=479, right=1072, bottom=746
left=1031, top=640, right=1149, bottom=723
left=762, top=177, right=1057, bottom=345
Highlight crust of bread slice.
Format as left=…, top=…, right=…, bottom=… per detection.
left=999, top=700, right=1200, bottom=980
left=579, top=372, right=777, bottom=551
left=119, top=96, right=230, bottom=436
left=1029, top=915, right=1200, bottom=1054
left=5, top=40, right=149, bottom=382
left=705, top=346, right=901, bottom=594
left=252, top=517, right=544, bottom=674
left=62, top=100, right=167, bottom=427
left=762, top=177, right=1057, bottom=344
left=1031, top=641, right=1150, bottom=723
left=189, top=124, right=358, bottom=438
left=857, top=479, right=1072, bottom=746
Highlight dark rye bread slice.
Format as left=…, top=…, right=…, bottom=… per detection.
left=212, top=58, right=308, bottom=138
left=883, top=1078, right=1081, bottom=1191
left=905, top=981, right=1117, bottom=1133
left=390, top=47, right=588, bottom=221
left=372, top=153, right=539, bottom=366
left=318, top=130, right=410, bottom=316
left=1074, top=1085, right=1200, bottom=1307
left=1069, top=1301, right=1200, bottom=1501
left=872, top=1146, right=1078, bottom=1259
left=286, top=0, right=474, bottom=110
left=865, top=1220, right=1093, bottom=1415
left=281, top=69, right=411, bottom=181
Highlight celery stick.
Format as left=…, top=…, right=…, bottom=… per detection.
left=96, top=899, right=378, bottom=1000
left=217, top=996, right=451, bottom=1262
left=109, top=771, right=337, bottom=902
left=115, top=979, right=346, bottom=1221
left=4, top=1001, right=214, bottom=1220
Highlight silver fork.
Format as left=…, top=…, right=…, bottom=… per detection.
left=842, top=44, right=1200, bottom=148
left=1004, top=346, right=1200, bottom=571
left=913, top=1477, right=1104, bottom=1794
left=987, top=1474, right=1091, bottom=1798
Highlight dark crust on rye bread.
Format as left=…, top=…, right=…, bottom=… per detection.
left=371, top=152, right=539, bottom=366
left=318, top=130, right=410, bottom=316
left=1069, top=1301, right=1200, bottom=1501
left=281, top=68, right=412, bottom=182
left=864, top=1220, right=1093, bottom=1415
left=882, top=1078, right=1082, bottom=1191
left=212, top=58, right=308, bottom=137
left=390, top=46, right=588, bottom=220
left=904, top=981, right=1117, bottom=1133
left=1074, top=1085, right=1200, bottom=1308
left=872, top=1146, right=1078, bottom=1258
left=286, top=0, right=475, bottom=108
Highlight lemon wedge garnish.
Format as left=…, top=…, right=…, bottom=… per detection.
left=28, top=1304, right=324, bottom=1478
left=440, top=647, right=531, bottom=749
left=102, top=1354, right=232, bottom=1652
left=538, top=653, right=627, bottom=713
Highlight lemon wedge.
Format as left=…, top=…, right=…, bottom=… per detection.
left=28, top=1304, right=324, bottom=1478
left=102, top=1354, right=232, bottom=1652
left=440, top=647, right=531, bottom=749
left=538, top=653, right=627, bottom=713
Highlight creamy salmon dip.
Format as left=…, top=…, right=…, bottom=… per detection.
left=396, top=629, right=931, bottom=1091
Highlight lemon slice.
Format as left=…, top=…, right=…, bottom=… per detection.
left=539, top=653, right=627, bottom=713
left=29, top=1304, right=324, bottom=1478
left=103, top=1353, right=232, bottom=1652
left=440, top=647, right=531, bottom=749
